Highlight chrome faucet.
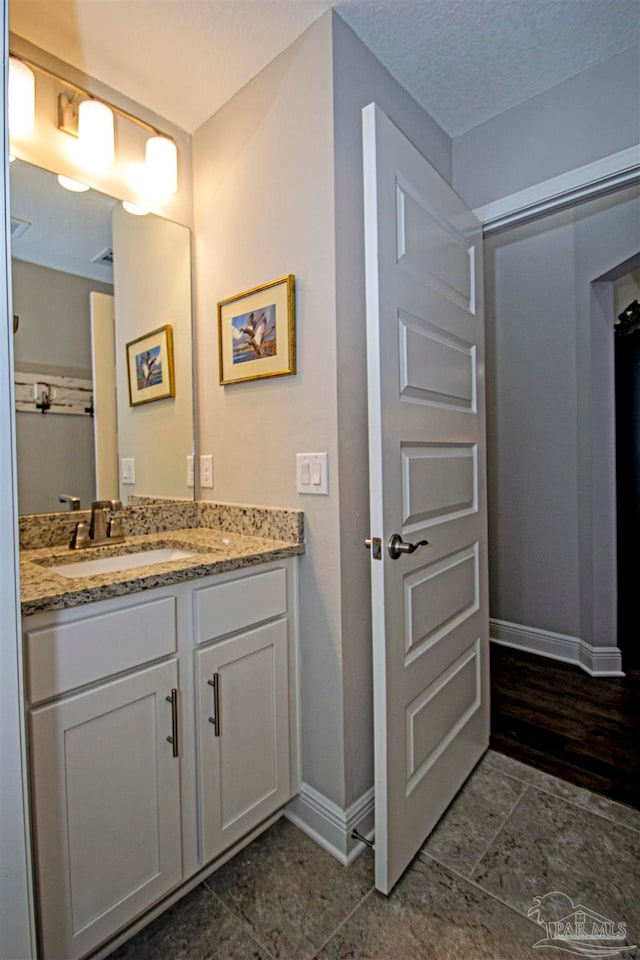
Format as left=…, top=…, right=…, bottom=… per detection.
left=70, top=500, right=125, bottom=549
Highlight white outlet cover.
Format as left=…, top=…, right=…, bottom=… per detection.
left=121, top=457, right=135, bottom=484
left=200, top=454, right=213, bottom=489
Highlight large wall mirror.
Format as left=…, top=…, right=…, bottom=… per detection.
left=10, top=159, right=194, bottom=515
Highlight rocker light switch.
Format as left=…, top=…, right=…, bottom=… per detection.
left=296, top=453, right=328, bottom=495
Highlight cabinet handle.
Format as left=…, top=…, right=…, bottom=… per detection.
left=207, top=673, right=221, bottom=737
left=165, top=688, right=180, bottom=757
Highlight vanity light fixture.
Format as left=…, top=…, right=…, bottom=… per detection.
left=8, top=57, right=35, bottom=136
left=8, top=53, right=180, bottom=198
left=144, top=135, right=178, bottom=198
left=77, top=99, right=115, bottom=170
left=57, top=175, right=90, bottom=193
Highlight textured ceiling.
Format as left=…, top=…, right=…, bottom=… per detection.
left=10, top=0, right=640, bottom=137
left=336, top=0, right=640, bottom=135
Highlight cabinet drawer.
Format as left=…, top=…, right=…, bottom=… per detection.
left=25, top=596, right=177, bottom=704
left=194, top=566, right=287, bottom=645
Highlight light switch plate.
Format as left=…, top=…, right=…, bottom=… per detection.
left=121, top=457, right=135, bottom=485
left=296, top=453, right=329, bottom=495
left=186, top=455, right=194, bottom=488
left=200, top=454, right=213, bottom=489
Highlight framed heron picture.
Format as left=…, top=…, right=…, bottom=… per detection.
left=126, top=324, right=175, bottom=406
left=218, top=274, right=296, bottom=385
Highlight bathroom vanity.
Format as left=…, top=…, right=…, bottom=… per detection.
left=20, top=504, right=303, bottom=960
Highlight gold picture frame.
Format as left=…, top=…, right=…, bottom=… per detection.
left=218, top=274, right=296, bottom=385
left=126, top=324, right=176, bottom=406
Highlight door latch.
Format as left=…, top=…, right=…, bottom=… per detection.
left=365, top=537, right=382, bottom=560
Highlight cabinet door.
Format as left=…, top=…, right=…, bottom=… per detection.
left=30, top=660, right=182, bottom=960
left=197, top=620, right=291, bottom=863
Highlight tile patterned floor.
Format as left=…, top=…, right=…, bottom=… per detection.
left=108, top=751, right=640, bottom=960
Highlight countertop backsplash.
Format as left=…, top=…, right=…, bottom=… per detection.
left=19, top=498, right=304, bottom=550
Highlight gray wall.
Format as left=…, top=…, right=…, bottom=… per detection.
left=192, top=10, right=452, bottom=811
left=485, top=186, right=640, bottom=646
left=193, top=15, right=345, bottom=806
left=453, top=45, right=640, bottom=211
left=12, top=260, right=112, bottom=514
left=112, top=206, right=194, bottom=503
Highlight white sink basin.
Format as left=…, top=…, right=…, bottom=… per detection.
left=50, top=548, right=197, bottom=579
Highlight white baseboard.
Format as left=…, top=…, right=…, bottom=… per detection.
left=490, top=619, right=623, bottom=676
left=284, top=782, right=375, bottom=866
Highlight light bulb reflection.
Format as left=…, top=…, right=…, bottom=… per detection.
left=58, top=175, right=90, bottom=193
left=122, top=200, right=150, bottom=216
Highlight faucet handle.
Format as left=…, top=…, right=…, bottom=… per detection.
left=108, top=500, right=125, bottom=541
left=59, top=494, right=81, bottom=511
left=70, top=520, right=91, bottom=550
left=108, top=514, right=125, bottom=540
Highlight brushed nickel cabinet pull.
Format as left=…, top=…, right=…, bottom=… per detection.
left=207, top=673, right=221, bottom=737
left=165, top=688, right=180, bottom=757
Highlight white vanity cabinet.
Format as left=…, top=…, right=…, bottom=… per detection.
left=194, top=566, right=292, bottom=862
left=23, top=558, right=299, bottom=960
left=24, top=595, right=183, bottom=960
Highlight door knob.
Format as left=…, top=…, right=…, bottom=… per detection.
left=388, top=533, right=429, bottom=560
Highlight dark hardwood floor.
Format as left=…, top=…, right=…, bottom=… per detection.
left=490, top=643, right=640, bottom=809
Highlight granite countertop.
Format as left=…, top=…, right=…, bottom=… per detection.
left=21, top=527, right=304, bottom=617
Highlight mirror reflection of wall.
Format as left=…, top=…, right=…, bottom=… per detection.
left=11, top=160, right=115, bottom=514
left=10, top=159, right=195, bottom=515
left=112, top=203, right=194, bottom=504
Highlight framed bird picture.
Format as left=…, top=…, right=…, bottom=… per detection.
left=217, top=274, right=296, bottom=385
left=126, top=324, right=176, bottom=406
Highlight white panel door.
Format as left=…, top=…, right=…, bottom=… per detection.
left=196, top=620, right=291, bottom=864
left=363, top=103, right=489, bottom=894
left=30, top=660, right=182, bottom=960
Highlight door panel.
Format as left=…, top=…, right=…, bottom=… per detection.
left=399, top=312, right=476, bottom=409
left=401, top=443, right=478, bottom=527
left=404, top=544, right=480, bottom=664
left=396, top=179, right=474, bottom=308
left=363, top=102, right=489, bottom=894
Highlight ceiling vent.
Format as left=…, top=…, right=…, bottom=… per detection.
left=92, top=247, right=114, bottom=265
left=10, top=216, right=31, bottom=240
